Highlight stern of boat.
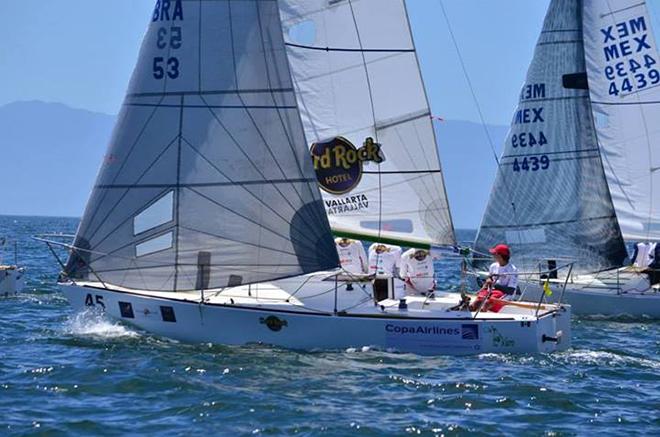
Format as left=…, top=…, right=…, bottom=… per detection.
left=535, top=303, right=571, bottom=353
left=1, top=267, right=25, bottom=296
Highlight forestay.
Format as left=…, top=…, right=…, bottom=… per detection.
left=279, top=0, right=455, bottom=249
left=66, top=0, right=339, bottom=292
left=583, top=0, right=660, bottom=242
left=474, top=0, right=628, bottom=273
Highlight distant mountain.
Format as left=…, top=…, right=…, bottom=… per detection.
left=0, top=101, right=114, bottom=218
left=0, top=100, right=508, bottom=229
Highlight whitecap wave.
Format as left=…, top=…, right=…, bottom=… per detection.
left=63, top=309, right=139, bottom=339
left=557, top=349, right=659, bottom=369
left=580, top=313, right=656, bottom=322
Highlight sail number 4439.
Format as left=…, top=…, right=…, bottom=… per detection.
left=512, top=156, right=550, bottom=172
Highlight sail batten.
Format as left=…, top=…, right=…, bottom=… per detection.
left=66, top=0, right=339, bottom=292
left=475, top=0, right=629, bottom=273
left=280, top=0, right=455, bottom=247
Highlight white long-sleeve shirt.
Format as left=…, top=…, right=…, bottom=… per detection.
left=335, top=240, right=368, bottom=275
left=633, top=242, right=657, bottom=268
left=400, top=249, right=435, bottom=292
left=368, top=244, right=402, bottom=277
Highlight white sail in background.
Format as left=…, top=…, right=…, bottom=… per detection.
left=65, top=0, right=339, bottom=292
left=279, top=0, right=455, bottom=248
left=583, top=0, right=660, bottom=242
left=475, top=0, right=628, bottom=273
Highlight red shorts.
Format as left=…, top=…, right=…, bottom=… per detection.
left=476, top=289, right=506, bottom=312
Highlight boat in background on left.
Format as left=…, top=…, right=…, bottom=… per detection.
left=0, top=238, right=25, bottom=296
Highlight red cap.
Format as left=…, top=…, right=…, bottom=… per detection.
left=489, top=244, right=510, bottom=258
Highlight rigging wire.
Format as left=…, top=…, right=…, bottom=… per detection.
left=437, top=0, right=529, bottom=270
left=437, top=0, right=500, bottom=166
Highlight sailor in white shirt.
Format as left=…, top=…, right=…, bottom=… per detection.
left=368, top=243, right=402, bottom=277
left=335, top=238, right=368, bottom=275
left=368, top=243, right=404, bottom=302
left=486, top=244, right=518, bottom=294
left=400, top=248, right=435, bottom=294
left=632, top=242, right=660, bottom=286
left=632, top=242, right=656, bottom=269
left=470, top=244, right=518, bottom=312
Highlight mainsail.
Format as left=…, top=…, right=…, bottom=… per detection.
left=474, top=0, right=629, bottom=273
left=279, top=0, right=455, bottom=249
left=583, top=0, right=660, bottom=242
left=66, top=0, right=339, bottom=292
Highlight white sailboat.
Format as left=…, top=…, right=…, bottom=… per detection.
left=42, top=0, right=570, bottom=355
left=0, top=238, right=24, bottom=296
left=474, top=0, right=660, bottom=318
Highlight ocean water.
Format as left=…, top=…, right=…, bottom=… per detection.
left=0, top=215, right=658, bottom=436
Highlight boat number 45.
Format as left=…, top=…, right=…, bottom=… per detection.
left=85, top=293, right=106, bottom=310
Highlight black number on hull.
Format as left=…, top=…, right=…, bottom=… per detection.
left=85, top=293, right=106, bottom=310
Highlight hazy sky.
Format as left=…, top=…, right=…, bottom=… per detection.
left=0, top=0, right=555, bottom=126
left=3, top=0, right=659, bottom=123
left=2, top=0, right=660, bottom=224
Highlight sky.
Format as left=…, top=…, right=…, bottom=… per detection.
left=0, top=0, right=552, bottom=125
left=2, top=0, right=660, bottom=225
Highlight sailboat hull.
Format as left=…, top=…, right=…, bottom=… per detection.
left=60, top=281, right=570, bottom=356
left=0, top=267, right=25, bottom=296
left=517, top=275, right=660, bottom=319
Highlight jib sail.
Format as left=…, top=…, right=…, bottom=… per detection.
left=280, top=0, right=455, bottom=249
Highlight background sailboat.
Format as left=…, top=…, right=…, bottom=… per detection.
left=474, top=0, right=660, bottom=317
left=0, top=238, right=24, bottom=296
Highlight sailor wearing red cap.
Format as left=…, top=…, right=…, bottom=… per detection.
left=487, top=244, right=518, bottom=292
left=470, top=244, right=518, bottom=312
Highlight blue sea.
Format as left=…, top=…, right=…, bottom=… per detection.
left=0, top=215, right=658, bottom=436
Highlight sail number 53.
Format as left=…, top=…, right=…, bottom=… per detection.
left=153, top=26, right=182, bottom=80
left=153, top=57, right=180, bottom=79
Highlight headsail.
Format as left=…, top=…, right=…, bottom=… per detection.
left=474, top=0, right=628, bottom=273
left=583, top=0, right=660, bottom=242
left=66, top=0, right=339, bottom=292
left=279, top=0, right=455, bottom=249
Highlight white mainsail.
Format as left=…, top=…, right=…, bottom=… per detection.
left=279, top=0, right=455, bottom=249
left=65, top=0, right=339, bottom=292
left=583, top=0, right=660, bottom=242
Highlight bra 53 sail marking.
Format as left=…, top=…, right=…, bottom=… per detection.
left=152, top=0, right=184, bottom=22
